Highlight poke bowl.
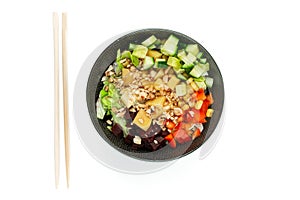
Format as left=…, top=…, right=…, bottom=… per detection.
left=86, top=29, right=224, bottom=161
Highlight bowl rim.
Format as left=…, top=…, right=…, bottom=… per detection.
left=86, top=28, right=225, bottom=161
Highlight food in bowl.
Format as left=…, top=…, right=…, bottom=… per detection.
left=96, top=34, right=214, bottom=152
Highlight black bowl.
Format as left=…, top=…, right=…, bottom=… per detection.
left=86, top=29, right=224, bottom=161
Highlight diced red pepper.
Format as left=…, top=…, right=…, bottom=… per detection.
left=200, top=100, right=210, bottom=114
left=195, top=89, right=206, bottom=101
left=177, top=116, right=183, bottom=123
left=168, top=139, right=176, bottom=148
left=199, top=112, right=207, bottom=123
left=166, top=120, right=176, bottom=130
left=165, top=133, right=173, bottom=141
left=174, top=122, right=182, bottom=130
left=165, top=134, right=176, bottom=148
left=206, top=92, right=214, bottom=105
left=192, top=128, right=201, bottom=140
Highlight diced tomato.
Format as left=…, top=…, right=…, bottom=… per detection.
left=195, top=89, right=206, bottom=101
left=168, top=139, right=176, bottom=148
left=165, top=134, right=176, bottom=148
left=188, top=108, right=206, bottom=123
left=174, top=122, right=182, bottom=130
left=192, top=129, right=201, bottom=140
left=173, top=129, right=191, bottom=144
left=166, top=120, right=175, bottom=130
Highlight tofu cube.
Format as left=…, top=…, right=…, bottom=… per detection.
left=133, top=109, right=152, bottom=131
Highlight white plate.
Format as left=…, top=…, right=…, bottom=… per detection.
left=73, top=30, right=225, bottom=173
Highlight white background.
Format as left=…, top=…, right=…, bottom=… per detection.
left=0, top=0, right=299, bottom=199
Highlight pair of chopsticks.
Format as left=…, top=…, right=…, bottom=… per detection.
left=53, top=12, right=70, bottom=188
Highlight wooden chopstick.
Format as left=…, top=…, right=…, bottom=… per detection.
left=53, top=12, right=60, bottom=189
left=62, top=12, right=70, bottom=188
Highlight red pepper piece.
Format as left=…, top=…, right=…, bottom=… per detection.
left=165, top=134, right=176, bottom=148
left=195, top=89, right=206, bottom=101
left=206, top=92, right=214, bottom=105
left=200, top=100, right=210, bottom=114
left=166, top=120, right=176, bottom=130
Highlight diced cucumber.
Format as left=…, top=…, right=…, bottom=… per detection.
left=177, top=49, right=186, bottom=59
left=148, top=44, right=156, bottom=49
left=161, top=35, right=179, bottom=56
left=167, top=56, right=181, bottom=68
left=143, top=56, right=154, bottom=70
left=132, top=45, right=148, bottom=58
left=156, top=58, right=168, bottom=68
left=142, top=35, right=157, bottom=47
left=121, top=50, right=131, bottom=59
left=157, top=62, right=168, bottom=68
left=189, top=63, right=210, bottom=78
left=131, top=54, right=139, bottom=67
left=178, top=50, right=196, bottom=66
left=154, top=39, right=161, bottom=46
left=200, top=63, right=210, bottom=72
left=179, top=55, right=189, bottom=64
left=182, top=63, right=194, bottom=69
left=195, top=81, right=207, bottom=90
left=205, top=77, right=214, bottom=88
left=186, top=53, right=197, bottom=63
left=184, top=67, right=193, bottom=74
left=176, top=84, right=187, bottom=97
left=186, top=44, right=199, bottom=56
left=129, top=43, right=137, bottom=51
left=197, top=52, right=203, bottom=59
left=173, top=68, right=185, bottom=74
left=199, top=58, right=207, bottom=64
left=193, top=76, right=206, bottom=82
left=177, top=73, right=187, bottom=81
